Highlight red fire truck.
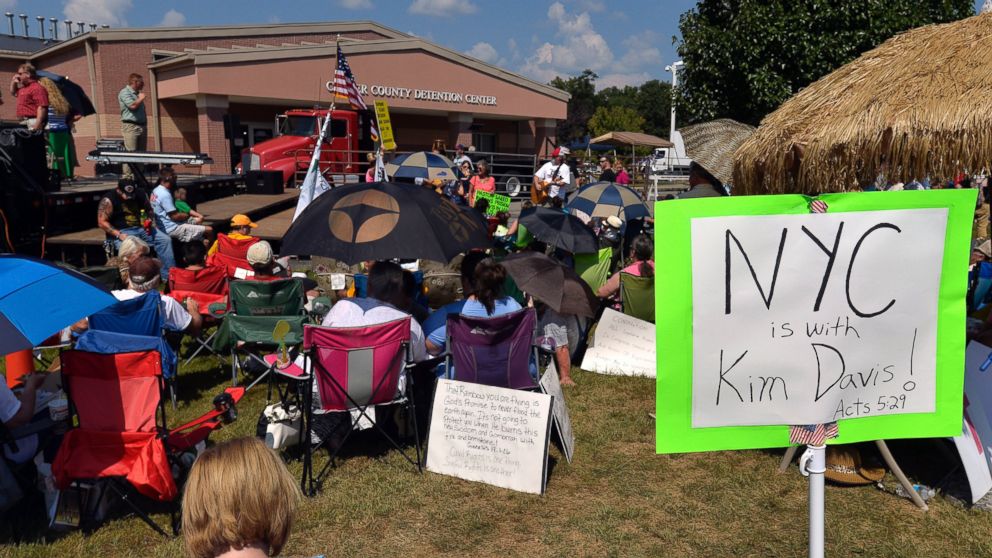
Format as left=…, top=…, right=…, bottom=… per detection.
left=239, top=108, right=374, bottom=187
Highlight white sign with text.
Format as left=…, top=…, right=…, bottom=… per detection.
left=426, top=379, right=553, bottom=495
left=581, top=308, right=656, bottom=378
left=690, top=208, right=947, bottom=427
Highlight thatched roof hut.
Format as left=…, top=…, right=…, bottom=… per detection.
left=734, top=13, right=992, bottom=195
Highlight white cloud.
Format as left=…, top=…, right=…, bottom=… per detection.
left=63, top=0, right=132, bottom=27
left=339, top=0, right=373, bottom=8
left=466, top=42, right=498, bottom=64
left=158, top=9, right=185, bottom=27
left=519, top=2, right=613, bottom=82
left=408, top=0, right=478, bottom=16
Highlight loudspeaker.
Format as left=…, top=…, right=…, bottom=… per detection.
left=245, top=170, right=284, bottom=195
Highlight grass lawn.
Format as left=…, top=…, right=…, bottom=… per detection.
left=3, top=351, right=992, bottom=558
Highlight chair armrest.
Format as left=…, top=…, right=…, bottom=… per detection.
left=207, top=302, right=227, bottom=317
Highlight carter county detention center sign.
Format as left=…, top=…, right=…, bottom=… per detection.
left=655, top=191, right=975, bottom=454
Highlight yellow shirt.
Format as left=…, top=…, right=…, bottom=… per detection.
left=207, top=232, right=253, bottom=256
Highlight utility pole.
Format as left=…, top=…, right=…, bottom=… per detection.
left=665, top=60, right=684, bottom=140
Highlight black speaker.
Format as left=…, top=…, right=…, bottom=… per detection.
left=245, top=170, right=284, bottom=195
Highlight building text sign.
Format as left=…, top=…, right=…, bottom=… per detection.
left=326, top=82, right=497, bottom=106
left=655, top=191, right=974, bottom=454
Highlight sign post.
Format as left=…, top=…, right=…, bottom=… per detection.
left=654, top=190, right=975, bottom=556
left=373, top=100, right=397, bottom=152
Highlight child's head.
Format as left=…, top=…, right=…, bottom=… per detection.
left=175, top=187, right=188, bottom=201
left=495, top=211, right=510, bottom=226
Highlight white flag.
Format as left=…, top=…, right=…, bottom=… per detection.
left=292, top=115, right=333, bottom=221
left=374, top=149, right=387, bottom=182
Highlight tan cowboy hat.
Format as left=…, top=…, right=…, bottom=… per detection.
left=681, top=118, right=756, bottom=186
left=824, top=445, right=885, bottom=486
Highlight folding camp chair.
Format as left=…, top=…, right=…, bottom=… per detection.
left=207, top=233, right=260, bottom=278
left=51, top=349, right=243, bottom=535
left=167, top=266, right=229, bottom=367
left=211, top=279, right=307, bottom=389
left=620, top=272, right=655, bottom=323
left=301, top=318, right=420, bottom=495
left=445, top=308, right=539, bottom=390
left=89, top=292, right=181, bottom=407
left=575, top=246, right=614, bottom=293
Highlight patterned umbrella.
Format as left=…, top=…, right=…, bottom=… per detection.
left=385, top=151, right=458, bottom=181
left=567, top=181, right=651, bottom=221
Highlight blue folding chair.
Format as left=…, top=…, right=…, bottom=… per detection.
left=87, top=293, right=180, bottom=407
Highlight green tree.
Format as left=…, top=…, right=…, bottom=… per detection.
left=676, top=0, right=974, bottom=125
left=634, top=80, right=673, bottom=139
left=549, top=69, right=597, bottom=143
left=588, top=105, right=646, bottom=137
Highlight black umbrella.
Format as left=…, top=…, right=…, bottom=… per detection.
left=499, top=252, right=599, bottom=317
left=281, top=182, right=491, bottom=264
left=37, top=70, right=96, bottom=116
left=518, top=207, right=598, bottom=254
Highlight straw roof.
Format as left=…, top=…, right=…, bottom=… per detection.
left=590, top=131, right=673, bottom=148
left=734, top=12, right=992, bottom=195
left=680, top=119, right=755, bottom=186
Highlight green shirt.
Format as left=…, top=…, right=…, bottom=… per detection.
left=118, top=85, right=146, bottom=125
left=175, top=200, right=192, bottom=214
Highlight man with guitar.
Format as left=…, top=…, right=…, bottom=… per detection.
left=532, top=146, right=572, bottom=205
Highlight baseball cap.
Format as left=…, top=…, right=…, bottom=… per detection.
left=246, top=240, right=274, bottom=266
left=230, top=214, right=258, bottom=228
left=128, top=256, right=161, bottom=285
left=117, top=178, right=137, bottom=199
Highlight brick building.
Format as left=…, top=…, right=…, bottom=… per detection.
left=0, top=21, right=568, bottom=177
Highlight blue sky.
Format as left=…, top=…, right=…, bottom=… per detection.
left=4, top=0, right=986, bottom=90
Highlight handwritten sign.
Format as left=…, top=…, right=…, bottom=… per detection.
left=474, top=190, right=511, bottom=216
left=656, top=191, right=974, bottom=454
left=426, top=379, right=553, bottom=494
left=953, top=342, right=992, bottom=502
left=581, top=308, right=655, bottom=378
left=539, top=361, right=575, bottom=463
left=373, top=100, right=396, bottom=151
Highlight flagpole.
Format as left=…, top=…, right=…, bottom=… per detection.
left=291, top=36, right=340, bottom=221
left=800, top=444, right=826, bottom=558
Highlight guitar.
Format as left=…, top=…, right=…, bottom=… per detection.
left=531, top=178, right=563, bottom=205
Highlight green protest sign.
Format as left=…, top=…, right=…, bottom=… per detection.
left=655, top=190, right=975, bottom=454
left=474, top=190, right=511, bottom=216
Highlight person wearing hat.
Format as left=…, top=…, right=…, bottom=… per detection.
left=969, top=238, right=992, bottom=313
left=678, top=119, right=756, bottom=199
left=452, top=143, right=473, bottom=170
left=111, top=256, right=202, bottom=335
left=533, top=146, right=572, bottom=203
left=97, top=177, right=175, bottom=281
left=598, top=157, right=617, bottom=183
left=207, top=214, right=258, bottom=257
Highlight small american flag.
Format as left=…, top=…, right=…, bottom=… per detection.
left=333, top=45, right=367, bottom=111
left=789, top=422, right=839, bottom=445
left=809, top=199, right=828, bottom=213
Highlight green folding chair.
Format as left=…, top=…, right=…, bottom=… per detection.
left=212, top=279, right=308, bottom=388
left=620, top=272, right=655, bottom=323
left=575, top=246, right=614, bottom=293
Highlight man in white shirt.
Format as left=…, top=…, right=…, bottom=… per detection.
left=534, top=146, right=572, bottom=201
left=111, top=256, right=202, bottom=336
left=322, top=261, right=427, bottom=363
left=451, top=143, right=472, bottom=170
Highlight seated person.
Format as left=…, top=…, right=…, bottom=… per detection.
left=423, top=253, right=521, bottom=356
left=246, top=241, right=288, bottom=281
left=533, top=301, right=575, bottom=386
left=112, top=256, right=203, bottom=336
left=173, top=187, right=205, bottom=223
left=182, top=437, right=301, bottom=558
left=400, top=270, right=430, bottom=325
left=182, top=240, right=208, bottom=271
left=597, top=234, right=654, bottom=300
left=208, top=214, right=257, bottom=256
left=151, top=167, right=213, bottom=244
left=0, top=372, right=47, bottom=464
left=112, top=234, right=149, bottom=286
left=322, top=260, right=427, bottom=363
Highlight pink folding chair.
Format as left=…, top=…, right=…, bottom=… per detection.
left=301, top=317, right=420, bottom=495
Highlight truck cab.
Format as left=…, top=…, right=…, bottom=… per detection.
left=240, top=108, right=370, bottom=187
left=649, top=131, right=693, bottom=175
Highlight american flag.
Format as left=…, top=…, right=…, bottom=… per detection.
left=789, top=422, right=839, bottom=445
left=333, top=45, right=367, bottom=110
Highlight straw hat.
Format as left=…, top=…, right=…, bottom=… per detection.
left=824, top=446, right=885, bottom=486
left=680, top=119, right=755, bottom=186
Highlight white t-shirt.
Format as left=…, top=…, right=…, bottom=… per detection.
left=453, top=154, right=473, bottom=169
left=112, top=289, right=192, bottom=331
left=0, top=381, right=38, bottom=464
left=535, top=161, right=571, bottom=198
left=322, top=298, right=427, bottom=363
left=0, top=381, right=20, bottom=424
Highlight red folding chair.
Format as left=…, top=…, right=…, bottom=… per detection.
left=52, top=349, right=244, bottom=535
left=167, top=265, right=229, bottom=367
left=206, top=233, right=260, bottom=278
left=301, top=318, right=421, bottom=495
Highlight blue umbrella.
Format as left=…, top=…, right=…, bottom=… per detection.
left=567, top=181, right=652, bottom=222
left=0, top=254, right=117, bottom=354
left=384, top=151, right=458, bottom=181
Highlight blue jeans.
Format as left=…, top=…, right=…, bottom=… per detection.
left=114, top=226, right=174, bottom=281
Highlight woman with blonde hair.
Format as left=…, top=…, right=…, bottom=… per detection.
left=182, top=437, right=303, bottom=558
left=39, top=77, right=79, bottom=180
left=114, top=234, right=149, bottom=285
